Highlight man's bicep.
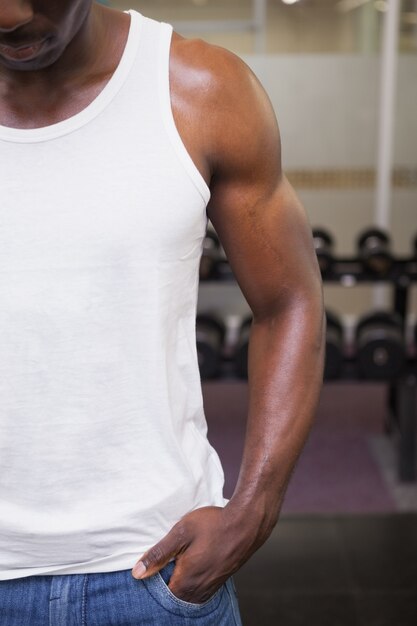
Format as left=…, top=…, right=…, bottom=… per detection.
left=205, top=53, right=320, bottom=319
left=207, top=176, right=321, bottom=321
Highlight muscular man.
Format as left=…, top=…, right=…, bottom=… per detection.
left=0, top=2, right=324, bottom=624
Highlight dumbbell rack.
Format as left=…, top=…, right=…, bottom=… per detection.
left=323, top=257, right=417, bottom=483
left=200, top=255, right=417, bottom=482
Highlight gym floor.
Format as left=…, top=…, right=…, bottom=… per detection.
left=234, top=514, right=417, bottom=626
left=203, top=381, right=417, bottom=625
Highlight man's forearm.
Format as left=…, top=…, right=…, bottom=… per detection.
left=226, top=291, right=325, bottom=536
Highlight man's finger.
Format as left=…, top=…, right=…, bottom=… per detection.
left=131, top=524, right=187, bottom=579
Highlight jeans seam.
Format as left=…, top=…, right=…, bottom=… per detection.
left=81, top=574, right=89, bottom=626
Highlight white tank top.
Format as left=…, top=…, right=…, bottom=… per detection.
left=0, top=10, right=225, bottom=580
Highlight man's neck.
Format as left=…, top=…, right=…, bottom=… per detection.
left=0, top=3, right=106, bottom=93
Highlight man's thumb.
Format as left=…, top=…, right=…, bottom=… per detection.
left=131, top=527, right=184, bottom=579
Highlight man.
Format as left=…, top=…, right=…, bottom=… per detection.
left=0, top=1, right=324, bottom=624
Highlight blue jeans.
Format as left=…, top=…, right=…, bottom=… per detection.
left=0, top=561, right=242, bottom=625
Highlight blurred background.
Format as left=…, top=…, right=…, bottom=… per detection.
left=109, top=1, right=417, bottom=624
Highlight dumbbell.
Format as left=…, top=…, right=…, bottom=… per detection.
left=199, top=230, right=220, bottom=280
left=196, top=313, right=226, bottom=379
left=355, top=311, right=406, bottom=379
left=234, top=315, right=252, bottom=379
left=324, top=310, right=343, bottom=380
left=312, top=228, right=335, bottom=276
left=357, top=227, right=393, bottom=276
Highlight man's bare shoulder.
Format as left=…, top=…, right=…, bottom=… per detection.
left=170, top=33, right=280, bottom=171
left=170, top=32, right=258, bottom=105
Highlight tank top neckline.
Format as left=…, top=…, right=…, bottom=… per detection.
left=0, top=10, right=143, bottom=144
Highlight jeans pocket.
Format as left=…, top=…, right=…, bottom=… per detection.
left=142, top=561, right=225, bottom=618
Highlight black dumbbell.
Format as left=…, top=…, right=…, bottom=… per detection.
left=234, top=315, right=253, bottom=379
left=312, top=228, right=335, bottom=276
left=196, top=313, right=226, bottom=379
left=324, top=310, right=344, bottom=380
left=199, top=230, right=220, bottom=281
left=355, top=311, right=406, bottom=379
left=357, top=227, right=393, bottom=276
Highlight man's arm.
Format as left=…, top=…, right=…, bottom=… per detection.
left=132, top=41, right=325, bottom=601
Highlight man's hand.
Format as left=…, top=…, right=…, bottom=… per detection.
left=131, top=505, right=269, bottom=603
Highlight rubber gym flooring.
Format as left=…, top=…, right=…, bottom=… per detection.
left=234, top=514, right=417, bottom=626
left=203, top=381, right=417, bottom=625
